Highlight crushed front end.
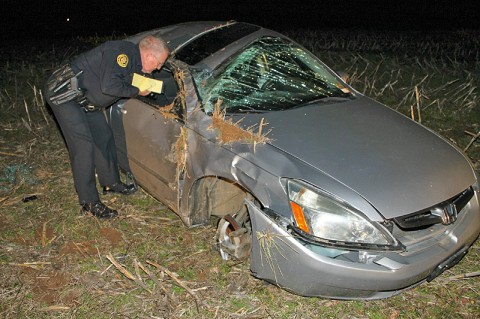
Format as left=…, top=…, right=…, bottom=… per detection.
left=246, top=182, right=480, bottom=299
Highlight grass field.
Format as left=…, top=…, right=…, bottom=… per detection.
left=0, top=29, right=479, bottom=318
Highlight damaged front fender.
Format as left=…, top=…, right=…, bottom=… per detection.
left=247, top=200, right=424, bottom=300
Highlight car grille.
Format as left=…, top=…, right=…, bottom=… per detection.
left=393, top=187, right=474, bottom=229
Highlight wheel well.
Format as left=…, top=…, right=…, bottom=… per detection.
left=188, top=176, right=256, bottom=225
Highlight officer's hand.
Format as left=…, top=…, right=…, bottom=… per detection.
left=139, top=90, right=151, bottom=96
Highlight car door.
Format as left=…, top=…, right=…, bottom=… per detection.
left=121, top=100, right=181, bottom=209
left=113, top=67, right=183, bottom=211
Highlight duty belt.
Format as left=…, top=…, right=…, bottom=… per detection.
left=48, top=64, right=98, bottom=112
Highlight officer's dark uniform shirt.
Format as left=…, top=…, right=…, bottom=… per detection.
left=71, top=40, right=142, bottom=108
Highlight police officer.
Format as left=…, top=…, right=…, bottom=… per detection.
left=45, top=35, right=169, bottom=218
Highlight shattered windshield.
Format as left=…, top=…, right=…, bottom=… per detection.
left=194, top=37, right=352, bottom=114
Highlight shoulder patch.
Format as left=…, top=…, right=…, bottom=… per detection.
left=116, top=54, right=129, bottom=67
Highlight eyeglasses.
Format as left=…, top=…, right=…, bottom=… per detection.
left=156, top=59, right=165, bottom=69
left=152, top=53, right=167, bottom=69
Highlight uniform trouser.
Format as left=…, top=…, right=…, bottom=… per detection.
left=47, top=99, right=121, bottom=204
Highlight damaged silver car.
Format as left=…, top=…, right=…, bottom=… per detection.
left=108, top=21, right=480, bottom=299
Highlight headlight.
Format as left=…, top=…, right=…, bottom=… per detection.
left=285, top=179, right=401, bottom=250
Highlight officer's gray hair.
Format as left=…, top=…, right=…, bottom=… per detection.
left=139, top=35, right=169, bottom=56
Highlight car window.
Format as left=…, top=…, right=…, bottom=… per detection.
left=174, top=23, right=260, bottom=66
left=136, top=66, right=183, bottom=119
left=195, top=37, right=352, bottom=114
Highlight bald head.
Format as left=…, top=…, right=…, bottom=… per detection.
left=139, top=35, right=169, bottom=55
left=139, top=35, right=170, bottom=73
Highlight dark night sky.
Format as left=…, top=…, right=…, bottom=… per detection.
left=1, top=0, right=479, bottom=40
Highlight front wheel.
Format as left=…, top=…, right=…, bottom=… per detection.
left=216, top=210, right=252, bottom=260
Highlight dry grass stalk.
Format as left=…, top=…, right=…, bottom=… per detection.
left=45, top=234, right=57, bottom=246
left=157, top=102, right=177, bottom=119
left=73, top=242, right=91, bottom=258
left=107, top=255, right=130, bottom=274
left=1, top=261, right=51, bottom=270
left=209, top=99, right=269, bottom=145
left=30, top=84, right=49, bottom=125
left=0, top=151, right=22, bottom=157
left=256, top=228, right=297, bottom=285
left=254, top=117, right=266, bottom=152
left=463, top=131, right=480, bottom=152
left=137, top=260, right=162, bottom=288
left=446, top=271, right=480, bottom=281
left=23, top=99, right=32, bottom=127
left=0, top=191, right=33, bottom=206
left=415, top=86, right=422, bottom=123
left=137, top=260, right=176, bottom=304
left=39, top=306, right=71, bottom=312
left=106, top=254, right=152, bottom=293
left=175, top=126, right=188, bottom=178
left=134, top=258, right=143, bottom=284
left=146, top=259, right=201, bottom=311
left=174, top=69, right=187, bottom=110
left=38, top=90, right=49, bottom=125
left=41, top=222, right=47, bottom=247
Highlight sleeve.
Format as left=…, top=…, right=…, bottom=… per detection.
left=99, top=46, right=139, bottom=98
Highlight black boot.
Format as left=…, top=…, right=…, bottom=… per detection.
left=81, top=201, right=118, bottom=218
left=102, top=182, right=137, bottom=195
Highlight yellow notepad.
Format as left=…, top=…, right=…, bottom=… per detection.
left=132, top=73, right=164, bottom=94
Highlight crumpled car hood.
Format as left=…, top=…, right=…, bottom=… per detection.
left=237, top=96, right=475, bottom=218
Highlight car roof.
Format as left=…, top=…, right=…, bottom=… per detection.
left=127, top=21, right=285, bottom=69
left=127, top=22, right=245, bottom=48
left=127, top=21, right=229, bottom=48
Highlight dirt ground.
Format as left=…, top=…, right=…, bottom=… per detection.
left=0, top=146, right=266, bottom=318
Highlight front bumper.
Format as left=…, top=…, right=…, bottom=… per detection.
left=246, top=194, right=480, bottom=300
